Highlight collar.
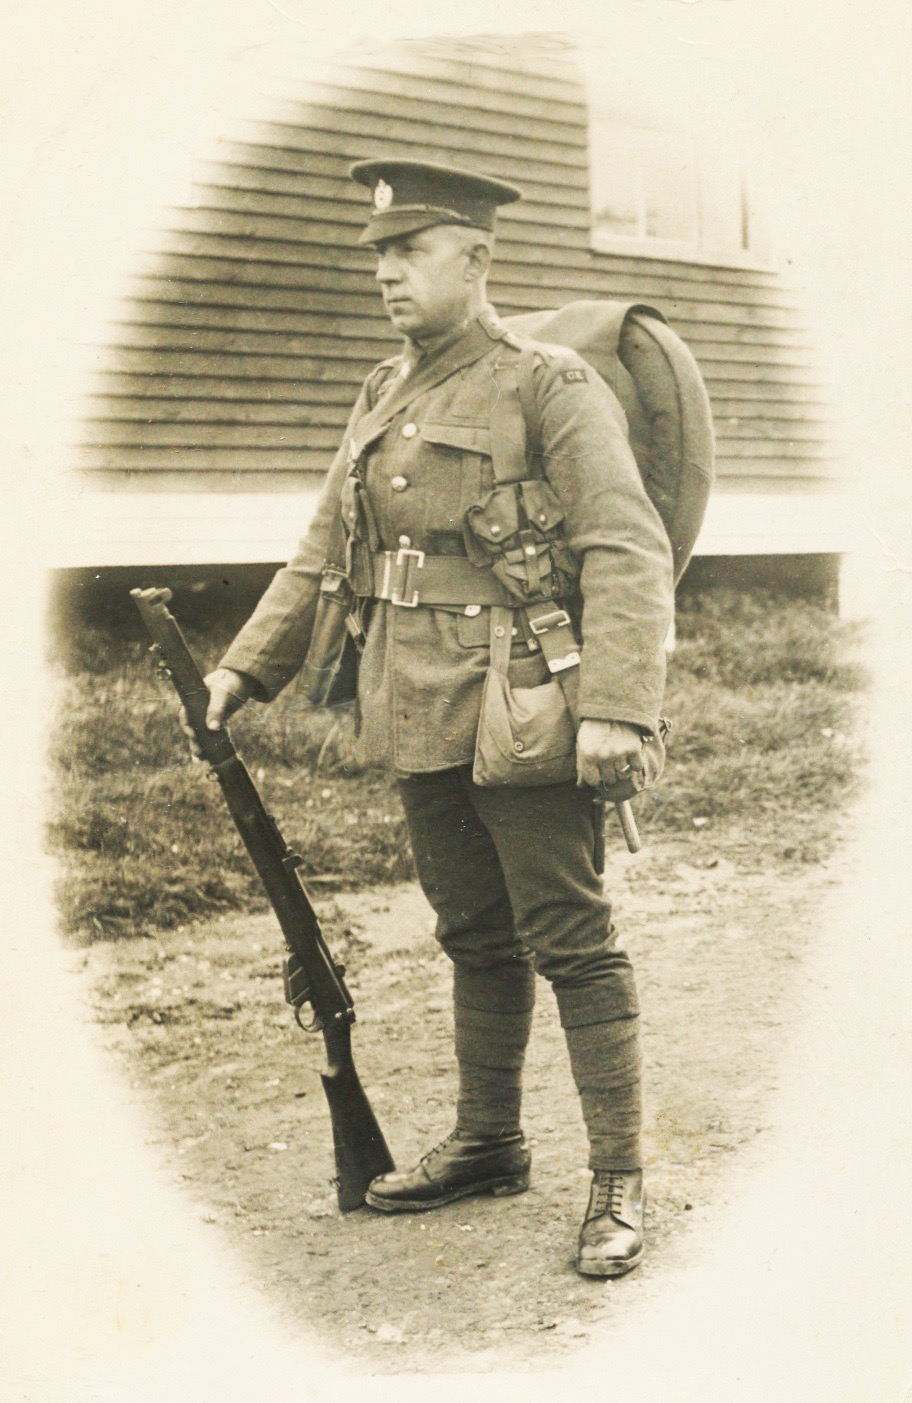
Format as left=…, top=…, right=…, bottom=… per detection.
left=400, top=304, right=505, bottom=377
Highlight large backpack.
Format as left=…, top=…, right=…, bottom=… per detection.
left=503, top=300, right=714, bottom=583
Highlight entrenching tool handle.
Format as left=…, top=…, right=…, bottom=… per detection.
left=615, top=800, right=641, bottom=854
left=592, top=795, right=642, bottom=872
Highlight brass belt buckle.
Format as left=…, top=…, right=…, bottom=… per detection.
left=390, top=546, right=426, bottom=607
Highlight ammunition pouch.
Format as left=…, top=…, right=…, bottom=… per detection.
left=464, top=478, right=578, bottom=603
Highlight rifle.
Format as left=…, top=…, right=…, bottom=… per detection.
left=131, top=586, right=395, bottom=1211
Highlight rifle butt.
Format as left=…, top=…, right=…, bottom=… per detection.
left=320, top=1025, right=395, bottom=1212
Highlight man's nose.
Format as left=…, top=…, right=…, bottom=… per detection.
left=375, top=249, right=401, bottom=284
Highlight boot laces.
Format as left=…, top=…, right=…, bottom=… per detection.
left=419, top=1131, right=459, bottom=1167
left=592, top=1172, right=626, bottom=1218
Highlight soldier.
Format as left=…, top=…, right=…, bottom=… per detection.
left=188, top=158, right=674, bottom=1277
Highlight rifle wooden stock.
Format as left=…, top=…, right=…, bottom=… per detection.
left=131, top=586, right=394, bottom=1211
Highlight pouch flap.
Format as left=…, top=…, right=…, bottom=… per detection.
left=420, top=420, right=492, bottom=455
left=520, top=479, right=565, bottom=533
left=465, top=485, right=521, bottom=544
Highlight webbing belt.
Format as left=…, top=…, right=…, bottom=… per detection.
left=365, top=549, right=517, bottom=608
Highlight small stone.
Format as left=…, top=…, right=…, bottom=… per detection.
left=375, top=1323, right=406, bottom=1344
left=268, top=1141, right=288, bottom=1152
left=554, top=1317, right=587, bottom=1339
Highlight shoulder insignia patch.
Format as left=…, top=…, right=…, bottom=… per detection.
left=560, top=367, right=588, bottom=384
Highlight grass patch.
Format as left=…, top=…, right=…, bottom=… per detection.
left=46, top=579, right=867, bottom=940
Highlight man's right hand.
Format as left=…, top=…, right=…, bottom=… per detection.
left=178, top=667, right=254, bottom=759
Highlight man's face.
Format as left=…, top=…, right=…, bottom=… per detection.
left=374, top=225, right=477, bottom=342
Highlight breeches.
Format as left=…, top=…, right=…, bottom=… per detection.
left=397, top=766, right=638, bottom=1025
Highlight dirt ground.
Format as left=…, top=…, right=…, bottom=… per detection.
left=75, top=819, right=845, bottom=1376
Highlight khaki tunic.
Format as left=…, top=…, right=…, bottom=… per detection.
left=221, top=309, right=674, bottom=773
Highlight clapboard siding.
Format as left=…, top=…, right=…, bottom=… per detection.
left=118, top=291, right=814, bottom=335
left=77, top=36, right=842, bottom=516
left=128, top=245, right=797, bottom=297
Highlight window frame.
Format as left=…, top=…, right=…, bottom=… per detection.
left=586, top=104, right=778, bottom=273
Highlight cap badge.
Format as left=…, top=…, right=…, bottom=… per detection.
left=373, top=179, right=393, bottom=212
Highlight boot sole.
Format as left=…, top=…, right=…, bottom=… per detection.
left=576, top=1245, right=644, bottom=1279
left=364, top=1174, right=530, bottom=1214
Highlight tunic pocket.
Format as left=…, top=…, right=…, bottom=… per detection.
left=417, top=420, right=491, bottom=535
left=455, top=610, right=490, bottom=648
left=419, top=420, right=492, bottom=456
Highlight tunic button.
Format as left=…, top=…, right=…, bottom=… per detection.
left=494, top=625, right=506, bottom=638
left=464, top=605, right=481, bottom=617
left=402, top=422, right=418, bottom=439
left=398, top=534, right=411, bottom=548
left=391, top=475, right=408, bottom=492
left=490, top=524, right=502, bottom=537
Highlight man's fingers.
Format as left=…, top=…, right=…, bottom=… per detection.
left=203, top=669, right=250, bottom=730
left=577, top=746, right=644, bottom=789
left=205, top=691, right=228, bottom=731
left=576, top=755, right=599, bottom=788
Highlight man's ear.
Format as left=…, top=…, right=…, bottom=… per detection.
left=465, top=239, right=493, bottom=282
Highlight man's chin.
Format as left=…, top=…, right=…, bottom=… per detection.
left=386, top=307, right=421, bottom=334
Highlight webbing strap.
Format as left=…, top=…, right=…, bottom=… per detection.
left=488, top=347, right=581, bottom=706
left=488, top=359, right=529, bottom=485
left=515, top=345, right=542, bottom=470
left=488, top=604, right=581, bottom=723
left=488, top=607, right=515, bottom=675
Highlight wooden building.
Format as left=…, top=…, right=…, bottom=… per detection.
left=66, top=34, right=851, bottom=576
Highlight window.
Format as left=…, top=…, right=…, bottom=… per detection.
left=588, top=109, right=773, bottom=267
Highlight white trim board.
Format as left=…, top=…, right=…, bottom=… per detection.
left=46, top=488, right=856, bottom=570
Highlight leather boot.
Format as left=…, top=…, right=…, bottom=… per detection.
left=365, top=1129, right=530, bottom=1213
left=576, top=1169, right=645, bottom=1278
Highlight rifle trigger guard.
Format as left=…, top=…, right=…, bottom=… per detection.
left=294, top=1004, right=322, bottom=1033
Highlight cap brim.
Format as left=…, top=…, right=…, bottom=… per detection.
left=358, top=209, right=484, bottom=246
